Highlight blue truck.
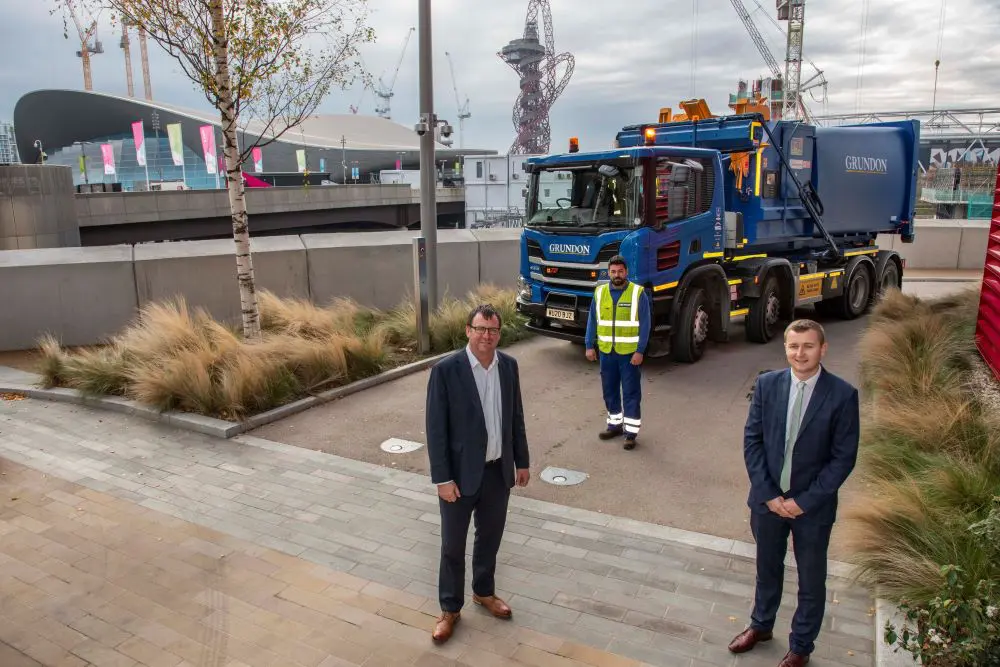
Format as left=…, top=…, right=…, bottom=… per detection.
left=514, top=107, right=920, bottom=361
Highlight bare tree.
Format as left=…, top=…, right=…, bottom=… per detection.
left=98, top=0, right=374, bottom=339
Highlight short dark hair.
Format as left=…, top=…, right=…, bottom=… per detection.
left=608, top=254, right=627, bottom=269
left=467, top=303, right=502, bottom=328
left=784, top=318, right=826, bottom=345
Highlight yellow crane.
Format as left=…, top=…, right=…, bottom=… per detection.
left=55, top=0, right=104, bottom=91
left=119, top=18, right=134, bottom=97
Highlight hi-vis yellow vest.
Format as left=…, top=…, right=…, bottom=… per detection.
left=594, top=282, right=643, bottom=354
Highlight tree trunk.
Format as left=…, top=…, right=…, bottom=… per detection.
left=209, top=0, right=261, bottom=340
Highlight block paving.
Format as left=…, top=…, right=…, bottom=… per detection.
left=0, top=396, right=876, bottom=666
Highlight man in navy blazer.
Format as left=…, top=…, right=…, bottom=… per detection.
left=425, top=304, right=531, bottom=643
left=729, top=319, right=860, bottom=667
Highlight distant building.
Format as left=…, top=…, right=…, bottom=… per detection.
left=14, top=89, right=494, bottom=191
left=463, top=154, right=567, bottom=229
left=0, top=121, right=19, bottom=164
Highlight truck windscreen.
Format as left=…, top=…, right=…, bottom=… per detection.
left=526, top=164, right=643, bottom=230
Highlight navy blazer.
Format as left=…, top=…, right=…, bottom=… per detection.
left=743, top=366, right=860, bottom=524
left=425, top=349, right=530, bottom=496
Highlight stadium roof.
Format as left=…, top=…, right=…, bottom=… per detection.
left=13, top=89, right=494, bottom=176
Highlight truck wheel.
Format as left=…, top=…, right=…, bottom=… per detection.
left=673, top=287, right=709, bottom=363
left=746, top=275, right=781, bottom=344
left=837, top=263, right=873, bottom=319
left=875, top=261, right=901, bottom=303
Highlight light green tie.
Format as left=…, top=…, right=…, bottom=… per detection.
left=781, top=381, right=807, bottom=492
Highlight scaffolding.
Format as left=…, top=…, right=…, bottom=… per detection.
left=0, top=121, right=19, bottom=164
left=918, top=164, right=997, bottom=219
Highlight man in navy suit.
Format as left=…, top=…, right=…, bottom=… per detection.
left=425, top=304, right=531, bottom=643
left=728, top=319, right=860, bottom=667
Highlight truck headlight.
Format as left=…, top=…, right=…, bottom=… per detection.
left=516, top=274, right=531, bottom=301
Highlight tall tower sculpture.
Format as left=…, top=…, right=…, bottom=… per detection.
left=498, top=0, right=574, bottom=154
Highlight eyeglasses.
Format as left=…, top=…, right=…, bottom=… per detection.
left=469, top=326, right=501, bottom=336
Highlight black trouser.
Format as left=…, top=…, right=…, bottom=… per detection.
left=749, top=510, right=833, bottom=656
left=438, top=460, right=510, bottom=612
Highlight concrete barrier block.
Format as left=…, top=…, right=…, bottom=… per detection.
left=472, top=229, right=521, bottom=288
left=958, top=221, right=992, bottom=270
left=302, top=229, right=480, bottom=311
left=81, top=194, right=127, bottom=225
left=894, top=221, right=962, bottom=269
left=134, top=235, right=309, bottom=326
left=0, top=245, right=138, bottom=351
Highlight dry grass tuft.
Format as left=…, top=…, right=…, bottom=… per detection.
left=843, top=283, right=1000, bottom=605
left=33, top=286, right=526, bottom=420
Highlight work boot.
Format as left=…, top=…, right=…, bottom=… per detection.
left=599, top=425, right=623, bottom=440
left=623, top=436, right=637, bottom=450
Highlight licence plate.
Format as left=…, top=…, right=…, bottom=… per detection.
left=546, top=307, right=575, bottom=322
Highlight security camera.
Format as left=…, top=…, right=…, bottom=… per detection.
left=414, top=121, right=429, bottom=136
left=440, top=123, right=453, bottom=138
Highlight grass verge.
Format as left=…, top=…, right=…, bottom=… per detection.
left=34, top=284, right=529, bottom=421
left=842, top=286, right=1000, bottom=664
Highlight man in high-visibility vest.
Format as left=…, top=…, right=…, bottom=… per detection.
left=585, top=255, right=651, bottom=450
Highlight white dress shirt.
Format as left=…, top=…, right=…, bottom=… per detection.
left=466, top=346, right=503, bottom=463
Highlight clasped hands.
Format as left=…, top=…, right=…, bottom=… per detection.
left=438, top=468, right=530, bottom=503
left=766, top=496, right=804, bottom=518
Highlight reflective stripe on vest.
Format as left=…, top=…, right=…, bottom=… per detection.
left=594, top=282, right=643, bottom=354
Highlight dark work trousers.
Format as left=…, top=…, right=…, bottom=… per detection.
left=749, top=510, right=833, bottom=656
left=599, top=351, right=642, bottom=436
left=438, top=460, right=510, bottom=613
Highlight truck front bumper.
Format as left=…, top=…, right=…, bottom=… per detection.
left=516, top=298, right=587, bottom=343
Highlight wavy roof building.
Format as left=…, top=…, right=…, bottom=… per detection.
left=13, top=89, right=493, bottom=190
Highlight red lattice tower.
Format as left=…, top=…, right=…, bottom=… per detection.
left=498, top=0, right=574, bottom=155
left=975, top=164, right=1000, bottom=381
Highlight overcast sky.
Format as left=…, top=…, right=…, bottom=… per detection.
left=2, top=0, right=998, bottom=153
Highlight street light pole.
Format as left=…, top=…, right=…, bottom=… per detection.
left=417, top=0, right=438, bottom=314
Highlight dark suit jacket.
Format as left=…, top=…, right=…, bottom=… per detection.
left=426, top=349, right=530, bottom=496
left=743, top=366, right=860, bottom=524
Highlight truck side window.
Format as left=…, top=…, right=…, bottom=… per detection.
left=655, top=158, right=710, bottom=224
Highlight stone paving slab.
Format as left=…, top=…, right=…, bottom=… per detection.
left=0, top=398, right=877, bottom=666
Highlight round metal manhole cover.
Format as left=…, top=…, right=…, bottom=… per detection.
left=540, top=466, right=588, bottom=486
left=379, top=438, right=424, bottom=454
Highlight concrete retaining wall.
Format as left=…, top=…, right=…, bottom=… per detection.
left=0, top=222, right=984, bottom=351
left=876, top=219, right=992, bottom=270
left=1, top=165, right=80, bottom=250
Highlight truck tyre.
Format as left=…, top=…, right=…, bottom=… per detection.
left=673, top=287, right=709, bottom=363
left=875, top=261, right=901, bottom=304
left=746, top=275, right=781, bottom=344
left=837, top=263, right=873, bottom=319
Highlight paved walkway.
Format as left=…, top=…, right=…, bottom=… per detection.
left=0, top=397, right=876, bottom=667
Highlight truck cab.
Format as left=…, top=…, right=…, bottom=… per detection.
left=516, top=144, right=725, bottom=355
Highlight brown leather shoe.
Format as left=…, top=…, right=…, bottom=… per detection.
left=777, top=651, right=810, bottom=667
left=431, top=611, right=460, bottom=643
left=727, top=627, right=773, bottom=653
left=472, top=594, right=512, bottom=618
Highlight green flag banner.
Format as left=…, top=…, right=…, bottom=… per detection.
left=167, top=123, right=184, bottom=167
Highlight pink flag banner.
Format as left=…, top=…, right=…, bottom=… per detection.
left=131, top=120, right=146, bottom=166
left=252, top=146, right=263, bottom=172
left=100, top=143, right=116, bottom=175
left=199, top=125, right=217, bottom=174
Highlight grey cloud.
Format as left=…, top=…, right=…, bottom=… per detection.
left=1, top=0, right=997, bottom=153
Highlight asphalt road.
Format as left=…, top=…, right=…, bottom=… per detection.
left=251, top=280, right=978, bottom=560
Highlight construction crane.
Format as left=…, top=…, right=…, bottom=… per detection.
left=373, top=27, right=415, bottom=120
left=55, top=0, right=104, bottom=91
left=119, top=19, right=134, bottom=97
left=729, top=0, right=823, bottom=121
left=777, top=0, right=806, bottom=121
left=445, top=52, right=471, bottom=149
left=138, top=25, right=152, bottom=100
